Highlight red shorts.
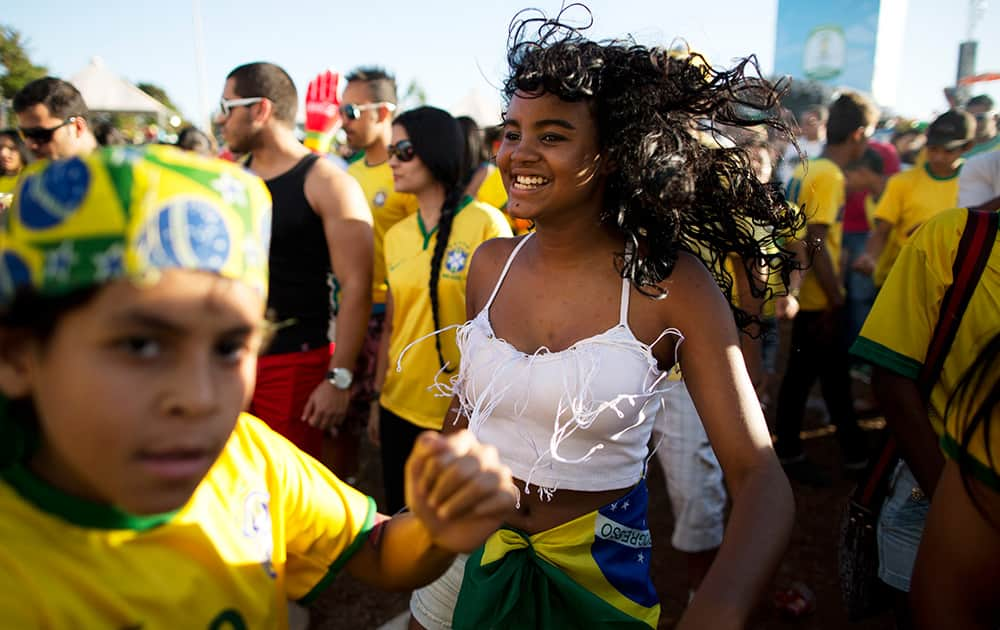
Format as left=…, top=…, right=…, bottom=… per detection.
left=249, top=344, right=333, bottom=459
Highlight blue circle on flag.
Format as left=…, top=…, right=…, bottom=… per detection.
left=137, top=199, right=231, bottom=272
left=0, top=252, right=32, bottom=298
left=19, top=158, right=90, bottom=230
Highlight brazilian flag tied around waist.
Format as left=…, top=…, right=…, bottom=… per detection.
left=453, top=480, right=659, bottom=629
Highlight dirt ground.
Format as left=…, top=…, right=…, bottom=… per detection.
left=309, top=321, right=897, bottom=629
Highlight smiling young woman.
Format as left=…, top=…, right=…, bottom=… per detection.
left=408, top=6, right=805, bottom=630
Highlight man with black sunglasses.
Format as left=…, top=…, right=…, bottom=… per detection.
left=13, top=77, right=97, bottom=160
left=335, top=66, right=418, bottom=479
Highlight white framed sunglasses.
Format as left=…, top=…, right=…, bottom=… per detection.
left=339, top=102, right=396, bottom=121
left=219, top=97, right=264, bottom=117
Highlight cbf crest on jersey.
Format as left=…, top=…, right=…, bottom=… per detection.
left=0, top=145, right=272, bottom=305
left=443, top=241, right=471, bottom=279
left=242, top=490, right=277, bottom=578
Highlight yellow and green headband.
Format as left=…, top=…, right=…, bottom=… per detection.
left=0, top=145, right=271, bottom=303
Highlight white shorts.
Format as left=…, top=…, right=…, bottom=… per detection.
left=652, top=381, right=727, bottom=553
left=410, top=554, right=467, bottom=630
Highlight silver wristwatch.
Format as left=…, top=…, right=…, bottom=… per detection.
left=327, top=367, right=353, bottom=390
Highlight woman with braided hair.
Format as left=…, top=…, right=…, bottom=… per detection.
left=408, top=6, right=804, bottom=629
left=371, top=106, right=512, bottom=514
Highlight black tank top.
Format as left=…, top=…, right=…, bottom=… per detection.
left=259, top=153, right=332, bottom=354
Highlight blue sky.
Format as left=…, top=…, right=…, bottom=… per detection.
left=4, top=0, right=999, bottom=127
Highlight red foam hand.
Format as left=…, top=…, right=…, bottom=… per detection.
left=305, top=69, right=342, bottom=135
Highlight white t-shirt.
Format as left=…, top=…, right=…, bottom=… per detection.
left=958, top=150, right=1000, bottom=207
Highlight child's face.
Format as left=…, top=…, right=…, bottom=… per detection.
left=925, top=145, right=966, bottom=175
left=2, top=270, right=265, bottom=515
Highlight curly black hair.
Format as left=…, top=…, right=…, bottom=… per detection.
left=503, top=5, right=805, bottom=330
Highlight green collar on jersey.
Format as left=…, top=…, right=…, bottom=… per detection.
left=923, top=161, right=962, bottom=181
left=417, top=195, right=475, bottom=249
left=1, top=462, right=178, bottom=531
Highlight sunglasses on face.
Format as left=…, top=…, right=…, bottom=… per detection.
left=218, top=97, right=264, bottom=117
left=387, top=139, right=416, bottom=162
left=18, top=117, right=76, bottom=144
left=339, top=102, right=396, bottom=121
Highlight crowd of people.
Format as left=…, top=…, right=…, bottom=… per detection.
left=0, top=5, right=998, bottom=629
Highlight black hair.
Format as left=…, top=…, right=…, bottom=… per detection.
left=456, top=116, right=486, bottom=188
left=845, top=146, right=884, bottom=174
left=12, top=77, right=89, bottom=120
left=0, top=129, right=31, bottom=176
left=503, top=5, right=805, bottom=329
left=176, top=126, right=216, bottom=156
left=945, top=330, right=1000, bottom=527
left=345, top=66, right=398, bottom=105
left=802, top=104, right=829, bottom=123
left=483, top=123, right=503, bottom=155
left=826, top=91, right=879, bottom=144
left=966, top=94, right=995, bottom=111
left=227, top=62, right=298, bottom=125
left=393, top=106, right=465, bottom=372
left=93, top=121, right=126, bottom=147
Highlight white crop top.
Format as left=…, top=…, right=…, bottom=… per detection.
left=450, top=234, right=683, bottom=495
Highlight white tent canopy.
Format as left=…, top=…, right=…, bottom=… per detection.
left=70, top=57, right=171, bottom=124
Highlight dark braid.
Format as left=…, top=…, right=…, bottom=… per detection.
left=394, top=106, right=468, bottom=373
left=428, top=188, right=464, bottom=373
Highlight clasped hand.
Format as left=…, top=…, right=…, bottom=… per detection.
left=405, top=430, right=518, bottom=553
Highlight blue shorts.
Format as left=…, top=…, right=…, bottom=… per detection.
left=876, top=462, right=929, bottom=592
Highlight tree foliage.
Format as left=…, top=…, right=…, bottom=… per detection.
left=0, top=25, right=47, bottom=100
left=136, top=82, right=179, bottom=112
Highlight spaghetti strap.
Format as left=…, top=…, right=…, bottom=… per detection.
left=484, top=233, right=534, bottom=310
left=618, top=278, right=630, bottom=325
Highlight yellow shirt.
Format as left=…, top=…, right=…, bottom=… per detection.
left=851, top=208, right=1000, bottom=438
left=784, top=158, right=845, bottom=311
left=382, top=198, right=512, bottom=429
left=872, top=164, right=961, bottom=285
left=347, top=154, right=419, bottom=306
left=0, top=414, right=376, bottom=629
left=474, top=165, right=507, bottom=211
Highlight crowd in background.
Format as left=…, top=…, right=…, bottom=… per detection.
left=1, top=13, right=999, bottom=628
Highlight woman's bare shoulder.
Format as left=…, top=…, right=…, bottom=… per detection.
left=631, top=251, right=734, bottom=340
left=466, top=234, right=530, bottom=313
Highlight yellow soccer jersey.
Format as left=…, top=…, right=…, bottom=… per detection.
left=851, top=208, right=1000, bottom=437
left=784, top=158, right=845, bottom=311
left=347, top=153, right=419, bottom=306
left=382, top=197, right=512, bottom=429
left=0, top=414, right=376, bottom=629
left=474, top=165, right=507, bottom=211
left=872, top=164, right=961, bottom=285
